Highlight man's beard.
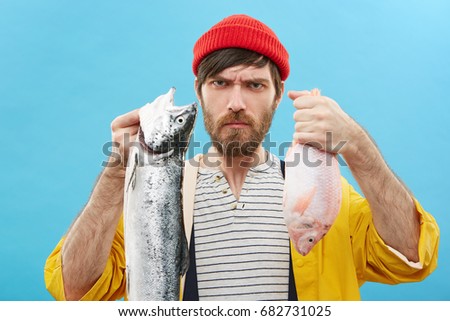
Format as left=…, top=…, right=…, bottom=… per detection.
left=201, top=100, right=276, bottom=158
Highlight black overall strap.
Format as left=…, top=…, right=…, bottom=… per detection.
left=280, top=159, right=286, bottom=177
left=288, top=246, right=298, bottom=300
left=182, top=226, right=199, bottom=300
left=281, top=159, right=298, bottom=301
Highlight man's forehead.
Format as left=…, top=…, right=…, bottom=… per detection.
left=214, top=64, right=272, bottom=81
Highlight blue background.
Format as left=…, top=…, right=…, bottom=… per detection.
left=1, top=0, right=448, bottom=300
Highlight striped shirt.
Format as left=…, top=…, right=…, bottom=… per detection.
left=193, top=153, right=290, bottom=301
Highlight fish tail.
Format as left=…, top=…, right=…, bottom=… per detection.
left=311, top=88, right=321, bottom=96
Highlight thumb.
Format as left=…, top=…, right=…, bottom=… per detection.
left=288, top=90, right=311, bottom=100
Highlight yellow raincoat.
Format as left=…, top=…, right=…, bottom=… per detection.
left=44, top=155, right=439, bottom=300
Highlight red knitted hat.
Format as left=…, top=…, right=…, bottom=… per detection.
left=193, top=14, right=290, bottom=80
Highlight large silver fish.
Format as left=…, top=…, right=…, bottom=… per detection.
left=123, top=88, right=197, bottom=300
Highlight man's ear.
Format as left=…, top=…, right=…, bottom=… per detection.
left=194, top=78, right=201, bottom=101
left=274, top=81, right=285, bottom=110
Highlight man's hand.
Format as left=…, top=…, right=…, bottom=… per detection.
left=107, top=108, right=141, bottom=177
left=288, top=90, right=363, bottom=158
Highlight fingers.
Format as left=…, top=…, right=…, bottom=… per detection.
left=291, top=88, right=327, bottom=149
left=109, top=108, right=142, bottom=168
left=293, top=132, right=320, bottom=146
left=111, top=108, right=140, bottom=131
left=294, top=120, right=316, bottom=133
left=288, top=90, right=310, bottom=100
left=288, top=88, right=320, bottom=100
left=288, top=89, right=327, bottom=110
left=292, top=95, right=327, bottom=110
left=112, top=124, right=139, bottom=146
left=293, top=109, right=315, bottom=122
left=123, top=124, right=140, bottom=137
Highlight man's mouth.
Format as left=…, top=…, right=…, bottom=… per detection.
left=223, top=121, right=249, bottom=129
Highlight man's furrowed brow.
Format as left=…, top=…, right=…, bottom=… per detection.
left=246, top=77, right=271, bottom=85
left=209, top=75, right=229, bottom=81
left=208, top=75, right=271, bottom=84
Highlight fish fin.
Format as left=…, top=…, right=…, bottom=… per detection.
left=311, top=88, right=321, bottom=96
left=179, top=226, right=190, bottom=276
left=125, top=266, right=131, bottom=297
left=293, top=187, right=316, bottom=215
left=126, top=153, right=138, bottom=192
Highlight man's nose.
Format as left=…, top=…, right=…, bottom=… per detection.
left=227, top=86, right=246, bottom=112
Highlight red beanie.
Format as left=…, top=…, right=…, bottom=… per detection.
left=193, top=14, right=290, bottom=81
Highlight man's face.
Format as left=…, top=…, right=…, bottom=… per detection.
left=196, top=64, right=282, bottom=158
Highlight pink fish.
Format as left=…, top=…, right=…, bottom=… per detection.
left=283, top=89, right=342, bottom=256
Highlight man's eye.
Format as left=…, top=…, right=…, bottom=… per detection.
left=249, top=83, right=263, bottom=90
left=212, top=80, right=226, bottom=87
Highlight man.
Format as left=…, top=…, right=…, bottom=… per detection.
left=44, top=14, right=439, bottom=301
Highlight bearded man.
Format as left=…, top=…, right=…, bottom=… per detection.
left=44, top=14, right=439, bottom=301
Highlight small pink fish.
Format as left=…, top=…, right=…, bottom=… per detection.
left=283, top=89, right=342, bottom=256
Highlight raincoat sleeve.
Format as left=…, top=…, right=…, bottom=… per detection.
left=347, top=181, right=440, bottom=285
left=44, top=217, right=127, bottom=301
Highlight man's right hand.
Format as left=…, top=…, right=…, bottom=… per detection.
left=106, top=108, right=141, bottom=178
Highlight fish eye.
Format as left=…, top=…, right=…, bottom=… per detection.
left=175, top=116, right=185, bottom=125
left=308, top=238, right=314, bottom=243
